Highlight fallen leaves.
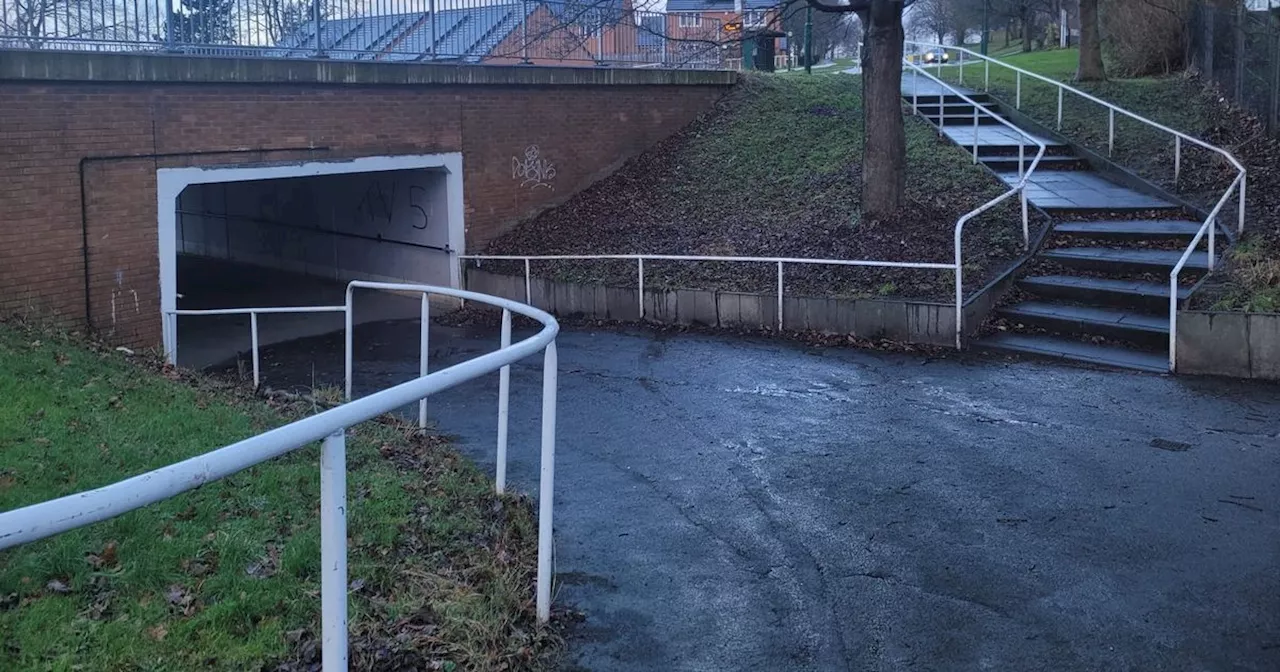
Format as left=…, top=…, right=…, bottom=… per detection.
left=86, top=540, right=120, bottom=571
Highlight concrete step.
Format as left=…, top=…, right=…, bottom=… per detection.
left=924, top=113, right=1011, bottom=125
left=904, top=92, right=992, bottom=106
left=911, top=101, right=1002, bottom=116
left=1020, top=275, right=1190, bottom=311
left=998, top=300, right=1169, bottom=346
left=981, top=155, right=1088, bottom=172
left=1054, top=219, right=1208, bottom=241
left=978, top=333, right=1168, bottom=373
left=1041, top=247, right=1211, bottom=274
left=976, top=143, right=1076, bottom=158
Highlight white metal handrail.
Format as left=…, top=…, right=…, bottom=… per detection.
left=166, top=305, right=347, bottom=389
left=911, top=41, right=1248, bottom=371
left=3, top=282, right=560, bottom=672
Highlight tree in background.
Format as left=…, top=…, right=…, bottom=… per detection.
left=254, top=0, right=314, bottom=45
left=806, top=0, right=916, bottom=219
left=781, top=5, right=860, bottom=66
left=171, top=0, right=236, bottom=44
left=1076, top=0, right=1105, bottom=79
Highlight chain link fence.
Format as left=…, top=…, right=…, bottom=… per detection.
left=0, top=0, right=734, bottom=68
left=1188, top=0, right=1280, bottom=134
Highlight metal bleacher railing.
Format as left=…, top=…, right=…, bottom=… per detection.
left=0, top=0, right=736, bottom=69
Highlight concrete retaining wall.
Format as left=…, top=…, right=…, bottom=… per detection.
left=1176, top=311, right=1280, bottom=380
left=466, top=269, right=963, bottom=347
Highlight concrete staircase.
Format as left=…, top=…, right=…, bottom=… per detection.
left=903, top=85, right=1220, bottom=373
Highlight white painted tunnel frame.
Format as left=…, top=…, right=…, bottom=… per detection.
left=157, top=153, right=466, bottom=359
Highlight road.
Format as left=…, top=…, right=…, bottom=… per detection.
left=252, top=320, right=1280, bottom=671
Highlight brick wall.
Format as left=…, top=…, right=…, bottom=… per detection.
left=0, top=53, right=731, bottom=347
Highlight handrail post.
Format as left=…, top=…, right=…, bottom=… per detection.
left=536, top=341, right=558, bottom=623
left=496, top=309, right=512, bottom=494
left=1019, top=143, right=1025, bottom=179
left=954, top=227, right=963, bottom=350
left=959, top=49, right=964, bottom=85
left=1021, top=189, right=1030, bottom=250
left=524, top=259, right=532, bottom=304
left=1168, top=275, right=1178, bottom=371
left=637, top=258, right=645, bottom=319
left=776, top=261, right=784, bottom=331
left=1016, top=72, right=1022, bottom=109
left=344, top=288, right=354, bottom=400
left=1174, top=136, right=1182, bottom=188
left=984, top=60, right=989, bottom=90
left=250, top=311, right=260, bottom=389
left=1056, top=87, right=1063, bottom=130
left=1108, top=108, right=1115, bottom=156
left=320, top=430, right=349, bottom=670
left=912, top=67, right=918, bottom=115
left=418, top=293, right=430, bottom=430
left=1238, top=175, right=1247, bottom=234
left=1209, top=218, right=1216, bottom=271
left=972, top=107, right=980, bottom=163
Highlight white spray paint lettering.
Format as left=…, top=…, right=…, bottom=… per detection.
left=512, top=145, right=556, bottom=190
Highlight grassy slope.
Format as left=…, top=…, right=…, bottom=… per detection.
left=0, top=324, right=552, bottom=670
left=930, top=48, right=1279, bottom=312
left=486, top=74, right=1028, bottom=301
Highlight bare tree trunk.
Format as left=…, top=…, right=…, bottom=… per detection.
left=1076, top=0, right=1106, bottom=80
left=859, top=0, right=906, bottom=219
left=1021, top=9, right=1033, bottom=52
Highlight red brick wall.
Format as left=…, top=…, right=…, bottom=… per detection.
left=0, top=75, right=727, bottom=347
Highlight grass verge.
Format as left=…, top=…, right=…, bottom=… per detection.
left=482, top=74, right=1032, bottom=302
left=0, top=321, right=559, bottom=670
left=929, top=48, right=1280, bottom=313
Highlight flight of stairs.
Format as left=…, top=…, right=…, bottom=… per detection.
left=905, top=87, right=1220, bottom=373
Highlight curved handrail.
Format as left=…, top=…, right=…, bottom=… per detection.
left=911, top=41, right=1248, bottom=371
left=0, top=282, right=560, bottom=666
left=902, top=57, right=1048, bottom=348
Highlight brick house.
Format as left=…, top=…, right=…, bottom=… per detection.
left=665, top=0, right=786, bottom=67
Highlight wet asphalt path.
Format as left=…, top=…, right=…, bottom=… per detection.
left=249, top=321, right=1280, bottom=671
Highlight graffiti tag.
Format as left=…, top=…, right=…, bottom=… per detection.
left=512, top=145, right=556, bottom=190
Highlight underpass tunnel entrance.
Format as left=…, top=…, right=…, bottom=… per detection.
left=157, top=154, right=464, bottom=370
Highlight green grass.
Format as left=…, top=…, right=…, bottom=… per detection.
left=0, top=324, right=553, bottom=670
left=487, top=74, right=1027, bottom=300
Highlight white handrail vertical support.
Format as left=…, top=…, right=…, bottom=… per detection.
left=958, top=49, right=964, bottom=85
left=1056, top=87, right=1063, bottom=130
left=495, top=308, right=512, bottom=494
left=776, top=261, right=784, bottom=331
left=1209, top=218, right=1216, bottom=271
left=637, top=257, right=645, bottom=319
left=1169, top=275, right=1179, bottom=371
left=1108, top=108, right=1115, bottom=156
left=250, top=311, right=260, bottom=389
left=953, top=228, right=963, bottom=350
left=1016, top=71, right=1021, bottom=109
left=1238, top=176, right=1247, bottom=234
left=972, top=107, right=980, bottom=163
left=524, top=258, right=532, bottom=304
left=418, top=293, right=430, bottom=430
left=984, top=59, right=989, bottom=90
left=1021, top=188, right=1030, bottom=249
left=320, top=429, right=349, bottom=671
left=912, top=68, right=919, bottom=115
left=344, top=290, right=354, bottom=400
left=167, top=313, right=179, bottom=366
left=1174, top=136, right=1182, bottom=188
left=535, top=341, right=558, bottom=623
left=1019, top=143, right=1025, bottom=179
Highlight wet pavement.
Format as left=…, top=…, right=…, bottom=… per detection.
left=246, top=320, right=1280, bottom=671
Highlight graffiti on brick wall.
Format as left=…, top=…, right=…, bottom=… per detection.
left=512, top=145, right=556, bottom=190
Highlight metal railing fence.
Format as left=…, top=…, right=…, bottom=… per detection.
left=0, top=0, right=736, bottom=69
left=459, top=54, right=1048, bottom=350
left=0, top=281, right=560, bottom=671
left=910, top=40, right=1248, bottom=372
